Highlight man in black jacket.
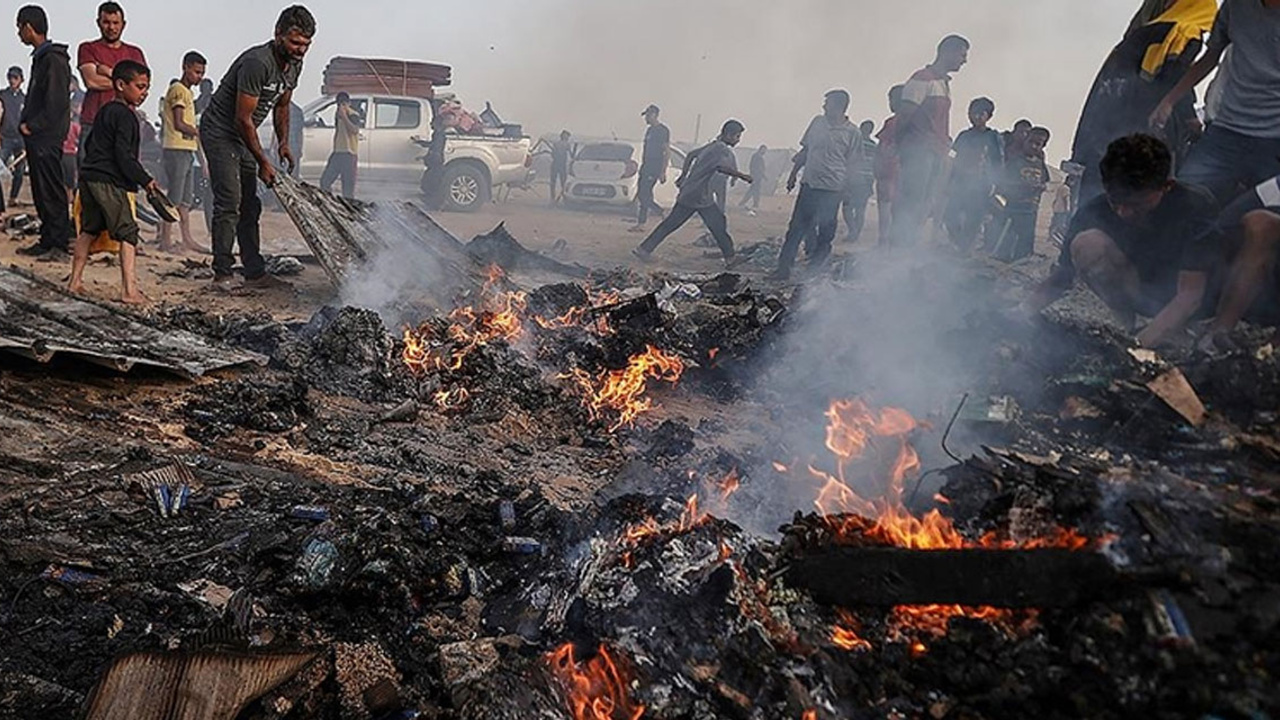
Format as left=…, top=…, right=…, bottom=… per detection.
left=15, top=5, right=72, bottom=258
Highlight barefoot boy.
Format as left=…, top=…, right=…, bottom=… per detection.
left=68, top=60, right=158, bottom=304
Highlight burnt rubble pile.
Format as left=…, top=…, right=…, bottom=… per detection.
left=3, top=260, right=1280, bottom=719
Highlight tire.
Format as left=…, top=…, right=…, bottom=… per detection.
left=441, top=163, right=491, bottom=213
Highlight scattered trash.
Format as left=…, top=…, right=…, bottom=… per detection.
left=1147, top=368, right=1207, bottom=427
left=1146, top=589, right=1195, bottom=646
left=213, top=491, right=243, bottom=510
left=501, top=537, right=542, bottom=556
left=264, top=256, right=306, bottom=277
left=298, top=538, right=339, bottom=588
left=41, top=564, right=105, bottom=589
left=122, top=463, right=199, bottom=518
left=177, top=579, right=235, bottom=612
left=290, top=505, right=331, bottom=522
left=960, top=395, right=1019, bottom=424
left=498, top=500, right=516, bottom=530
left=419, top=514, right=439, bottom=535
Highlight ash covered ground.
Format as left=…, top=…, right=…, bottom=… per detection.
left=1, top=224, right=1278, bottom=720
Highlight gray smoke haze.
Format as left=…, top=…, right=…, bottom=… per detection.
left=26, top=0, right=1144, bottom=159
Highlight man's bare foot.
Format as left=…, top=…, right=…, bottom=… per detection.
left=120, top=291, right=150, bottom=305
left=67, top=282, right=86, bottom=295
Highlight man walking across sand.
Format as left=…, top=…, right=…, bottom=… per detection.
left=199, top=6, right=314, bottom=292
left=631, top=103, right=670, bottom=232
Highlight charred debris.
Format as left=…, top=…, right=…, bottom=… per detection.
left=0, top=228, right=1277, bottom=720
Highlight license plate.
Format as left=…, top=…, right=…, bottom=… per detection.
left=577, top=186, right=611, bottom=198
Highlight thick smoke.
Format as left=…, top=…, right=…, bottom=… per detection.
left=335, top=206, right=453, bottom=330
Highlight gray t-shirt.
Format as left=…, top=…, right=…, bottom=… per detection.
left=200, top=41, right=302, bottom=143
left=0, top=88, right=24, bottom=140
left=677, top=140, right=737, bottom=209
left=1207, top=0, right=1280, bottom=138
left=799, top=115, right=863, bottom=192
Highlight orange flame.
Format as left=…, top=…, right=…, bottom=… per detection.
left=802, top=712, right=818, bottom=720
left=548, top=643, right=645, bottom=720
left=562, top=346, right=685, bottom=432
left=831, top=609, right=872, bottom=652
left=433, top=387, right=471, bottom=411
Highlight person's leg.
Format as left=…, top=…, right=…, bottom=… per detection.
left=204, top=137, right=243, bottom=280
left=697, top=205, right=735, bottom=260
left=319, top=152, right=340, bottom=193
left=27, top=144, right=71, bottom=251
left=236, top=155, right=266, bottom=280
left=892, top=146, right=937, bottom=246
left=119, top=241, right=143, bottom=303
left=341, top=153, right=358, bottom=199
left=174, top=153, right=200, bottom=250
left=1208, top=208, right=1280, bottom=336
left=775, top=186, right=819, bottom=277
left=158, top=150, right=177, bottom=249
left=637, top=203, right=696, bottom=255
left=848, top=181, right=872, bottom=244
left=1178, top=125, right=1250, bottom=206
left=809, top=189, right=842, bottom=268
left=1070, top=228, right=1143, bottom=327
left=1014, top=211, right=1038, bottom=260
left=636, top=173, right=657, bottom=225
left=876, top=175, right=895, bottom=247
left=67, top=232, right=94, bottom=293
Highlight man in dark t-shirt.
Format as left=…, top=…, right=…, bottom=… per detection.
left=1025, top=134, right=1222, bottom=348
left=632, top=103, right=670, bottom=232
left=200, top=5, right=313, bottom=292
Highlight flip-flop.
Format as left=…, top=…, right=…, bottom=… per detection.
left=147, top=188, right=180, bottom=223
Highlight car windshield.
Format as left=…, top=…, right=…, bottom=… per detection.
left=576, top=143, right=635, bottom=162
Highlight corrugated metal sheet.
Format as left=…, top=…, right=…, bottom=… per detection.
left=84, top=649, right=319, bottom=720
left=0, top=265, right=266, bottom=377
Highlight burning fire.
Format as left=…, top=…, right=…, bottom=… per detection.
left=562, top=346, right=686, bottom=431
left=402, top=268, right=618, bottom=375
left=433, top=387, right=471, bottom=411
left=831, top=609, right=872, bottom=652
left=547, top=643, right=645, bottom=720
left=791, top=398, right=1109, bottom=650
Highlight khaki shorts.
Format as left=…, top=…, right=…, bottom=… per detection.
left=80, top=180, right=140, bottom=246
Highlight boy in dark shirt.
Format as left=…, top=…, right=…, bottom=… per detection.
left=1025, top=134, right=1222, bottom=348
left=944, top=97, right=1003, bottom=249
left=68, top=60, right=158, bottom=304
left=990, top=126, right=1051, bottom=262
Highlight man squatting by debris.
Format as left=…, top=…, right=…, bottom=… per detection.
left=632, top=120, right=752, bottom=266
left=67, top=60, right=158, bottom=304
left=1025, top=133, right=1280, bottom=351
left=199, top=5, right=314, bottom=293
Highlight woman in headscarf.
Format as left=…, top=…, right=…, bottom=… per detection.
left=1069, top=0, right=1218, bottom=204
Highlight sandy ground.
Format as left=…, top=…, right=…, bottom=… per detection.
left=0, top=180, right=1059, bottom=324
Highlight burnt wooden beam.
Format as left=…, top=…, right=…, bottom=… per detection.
left=785, top=547, right=1123, bottom=608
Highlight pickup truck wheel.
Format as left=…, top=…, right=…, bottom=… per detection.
left=441, top=164, right=491, bottom=213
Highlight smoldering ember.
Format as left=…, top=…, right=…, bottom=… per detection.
left=2, top=2, right=1280, bottom=719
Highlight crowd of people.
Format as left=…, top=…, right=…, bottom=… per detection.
left=4, top=0, right=1280, bottom=353
left=0, top=2, right=315, bottom=302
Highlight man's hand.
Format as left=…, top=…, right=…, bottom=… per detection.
left=1149, top=100, right=1174, bottom=132
left=278, top=144, right=296, bottom=174
left=144, top=179, right=160, bottom=195
left=786, top=177, right=797, bottom=193
left=740, top=173, right=754, bottom=184
left=659, top=171, right=667, bottom=184
left=258, top=161, right=278, bottom=187
left=19, top=123, right=30, bottom=136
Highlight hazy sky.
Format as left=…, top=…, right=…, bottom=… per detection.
left=10, top=1, right=1171, bottom=160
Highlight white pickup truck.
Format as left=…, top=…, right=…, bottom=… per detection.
left=293, top=94, right=534, bottom=211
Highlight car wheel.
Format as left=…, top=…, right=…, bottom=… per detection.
left=441, top=164, right=491, bottom=213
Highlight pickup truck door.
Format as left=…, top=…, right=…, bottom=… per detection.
left=366, top=97, right=427, bottom=187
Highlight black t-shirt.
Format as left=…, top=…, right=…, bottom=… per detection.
left=80, top=101, right=151, bottom=191
left=952, top=127, right=1003, bottom=180
left=642, top=122, right=670, bottom=173
left=1061, top=182, right=1222, bottom=290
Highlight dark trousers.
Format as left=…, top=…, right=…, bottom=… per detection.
left=890, top=144, right=944, bottom=246
left=638, top=202, right=734, bottom=259
left=26, top=142, right=71, bottom=251
left=1178, top=124, right=1280, bottom=207
left=205, top=135, right=266, bottom=280
left=989, top=208, right=1038, bottom=262
left=549, top=163, right=568, bottom=201
left=636, top=170, right=662, bottom=224
left=320, top=151, right=358, bottom=198
left=739, top=182, right=762, bottom=209
left=777, top=185, right=841, bottom=276
left=841, top=178, right=875, bottom=243
left=943, top=179, right=992, bottom=250
left=2, top=136, right=25, bottom=203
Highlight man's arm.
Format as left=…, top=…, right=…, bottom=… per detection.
left=659, top=130, right=671, bottom=183
left=1137, top=271, right=1207, bottom=347
left=234, top=92, right=274, bottom=183
left=113, top=111, right=156, bottom=191
left=786, top=148, right=807, bottom=191
left=1151, top=45, right=1224, bottom=129
left=1023, top=263, right=1075, bottom=314
left=273, top=90, right=295, bottom=171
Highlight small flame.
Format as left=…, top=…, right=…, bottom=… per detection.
left=548, top=643, right=645, bottom=720
left=802, top=711, right=818, bottom=720
left=562, top=346, right=686, bottom=432
left=772, top=461, right=790, bottom=474
left=708, top=347, right=720, bottom=361
left=831, top=609, right=872, bottom=652
left=433, top=387, right=471, bottom=411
